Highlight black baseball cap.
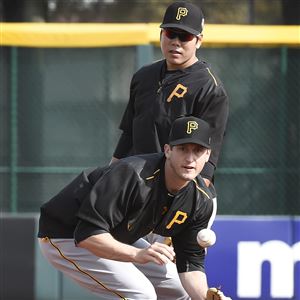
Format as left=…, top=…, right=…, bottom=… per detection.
left=169, top=116, right=211, bottom=148
left=160, top=1, right=205, bottom=35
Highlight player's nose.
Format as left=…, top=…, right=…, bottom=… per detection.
left=184, top=151, right=195, bottom=162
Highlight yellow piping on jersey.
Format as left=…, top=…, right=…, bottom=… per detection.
left=192, top=179, right=210, bottom=199
left=45, top=237, right=127, bottom=300
left=146, top=168, right=160, bottom=180
left=206, top=67, right=218, bottom=86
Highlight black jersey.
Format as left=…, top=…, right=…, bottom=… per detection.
left=113, top=59, right=229, bottom=180
left=38, top=153, right=216, bottom=273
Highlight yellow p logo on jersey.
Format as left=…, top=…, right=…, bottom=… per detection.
left=187, top=121, right=198, bottom=134
left=167, top=84, right=188, bottom=102
left=166, top=211, right=188, bottom=229
left=176, top=7, right=188, bottom=20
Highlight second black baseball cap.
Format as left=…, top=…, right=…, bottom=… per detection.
left=169, top=116, right=211, bottom=148
left=160, top=1, right=204, bottom=35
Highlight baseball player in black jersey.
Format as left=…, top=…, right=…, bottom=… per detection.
left=111, top=1, right=229, bottom=188
left=38, top=116, right=231, bottom=300
left=111, top=0, right=229, bottom=257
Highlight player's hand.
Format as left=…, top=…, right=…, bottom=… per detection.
left=109, top=157, right=119, bottom=165
left=203, top=178, right=211, bottom=187
left=134, top=242, right=175, bottom=265
left=206, top=287, right=232, bottom=300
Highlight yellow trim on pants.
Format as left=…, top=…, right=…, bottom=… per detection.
left=42, top=237, right=127, bottom=300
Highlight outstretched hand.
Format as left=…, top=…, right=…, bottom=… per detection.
left=134, top=242, right=175, bottom=265
left=207, top=287, right=232, bottom=300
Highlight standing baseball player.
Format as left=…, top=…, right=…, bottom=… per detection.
left=111, top=1, right=229, bottom=189
left=38, top=116, right=231, bottom=300
left=111, top=0, right=229, bottom=246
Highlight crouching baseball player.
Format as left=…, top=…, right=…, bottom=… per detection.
left=38, top=116, right=231, bottom=300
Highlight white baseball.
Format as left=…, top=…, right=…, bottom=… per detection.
left=197, top=229, right=216, bottom=248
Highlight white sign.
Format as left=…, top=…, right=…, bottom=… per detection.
left=238, top=240, right=300, bottom=298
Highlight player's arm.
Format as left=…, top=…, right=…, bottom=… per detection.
left=179, top=270, right=208, bottom=300
left=112, top=132, right=133, bottom=159
left=74, top=161, right=175, bottom=265
left=202, top=177, right=211, bottom=187
left=179, top=271, right=232, bottom=300
left=196, top=88, right=229, bottom=182
left=112, top=75, right=137, bottom=159
left=77, top=232, right=175, bottom=265
left=173, top=194, right=216, bottom=299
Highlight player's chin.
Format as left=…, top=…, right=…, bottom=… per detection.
left=180, top=170, right=197, bottom=181
left=166, top=55, right=184, bottom=66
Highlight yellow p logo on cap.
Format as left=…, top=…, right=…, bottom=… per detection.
left=176, top=7, right=188, bottom=20
left=187, top=121, right=198, bottom=134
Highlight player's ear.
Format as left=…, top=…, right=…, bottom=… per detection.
left=205, top=149, right=211, bottom=162
left=164, top=144, right=171, bottom=158
left=196, top=34, right=203, bottom=49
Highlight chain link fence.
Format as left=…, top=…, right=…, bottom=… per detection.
left=1, top=44, right=299, bottom=215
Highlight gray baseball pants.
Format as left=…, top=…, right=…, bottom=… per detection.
left=38, top=237, right=190, bottom=300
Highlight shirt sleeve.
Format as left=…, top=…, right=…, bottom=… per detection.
left=173, top=227, right=206, bottom=273
left=200, top=161, right=215, bottom=181
left=113, top=74, right=137, bottom=159
left=74, top=162, right=138, bottom=243
left=173, top=194, right=215, bottom=273
left=113, top=132, right=133, bottom=159
left=196, top=85, right=229, bottom=180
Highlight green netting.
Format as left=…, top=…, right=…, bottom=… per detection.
left=1, top=46, right=299, bottom=214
